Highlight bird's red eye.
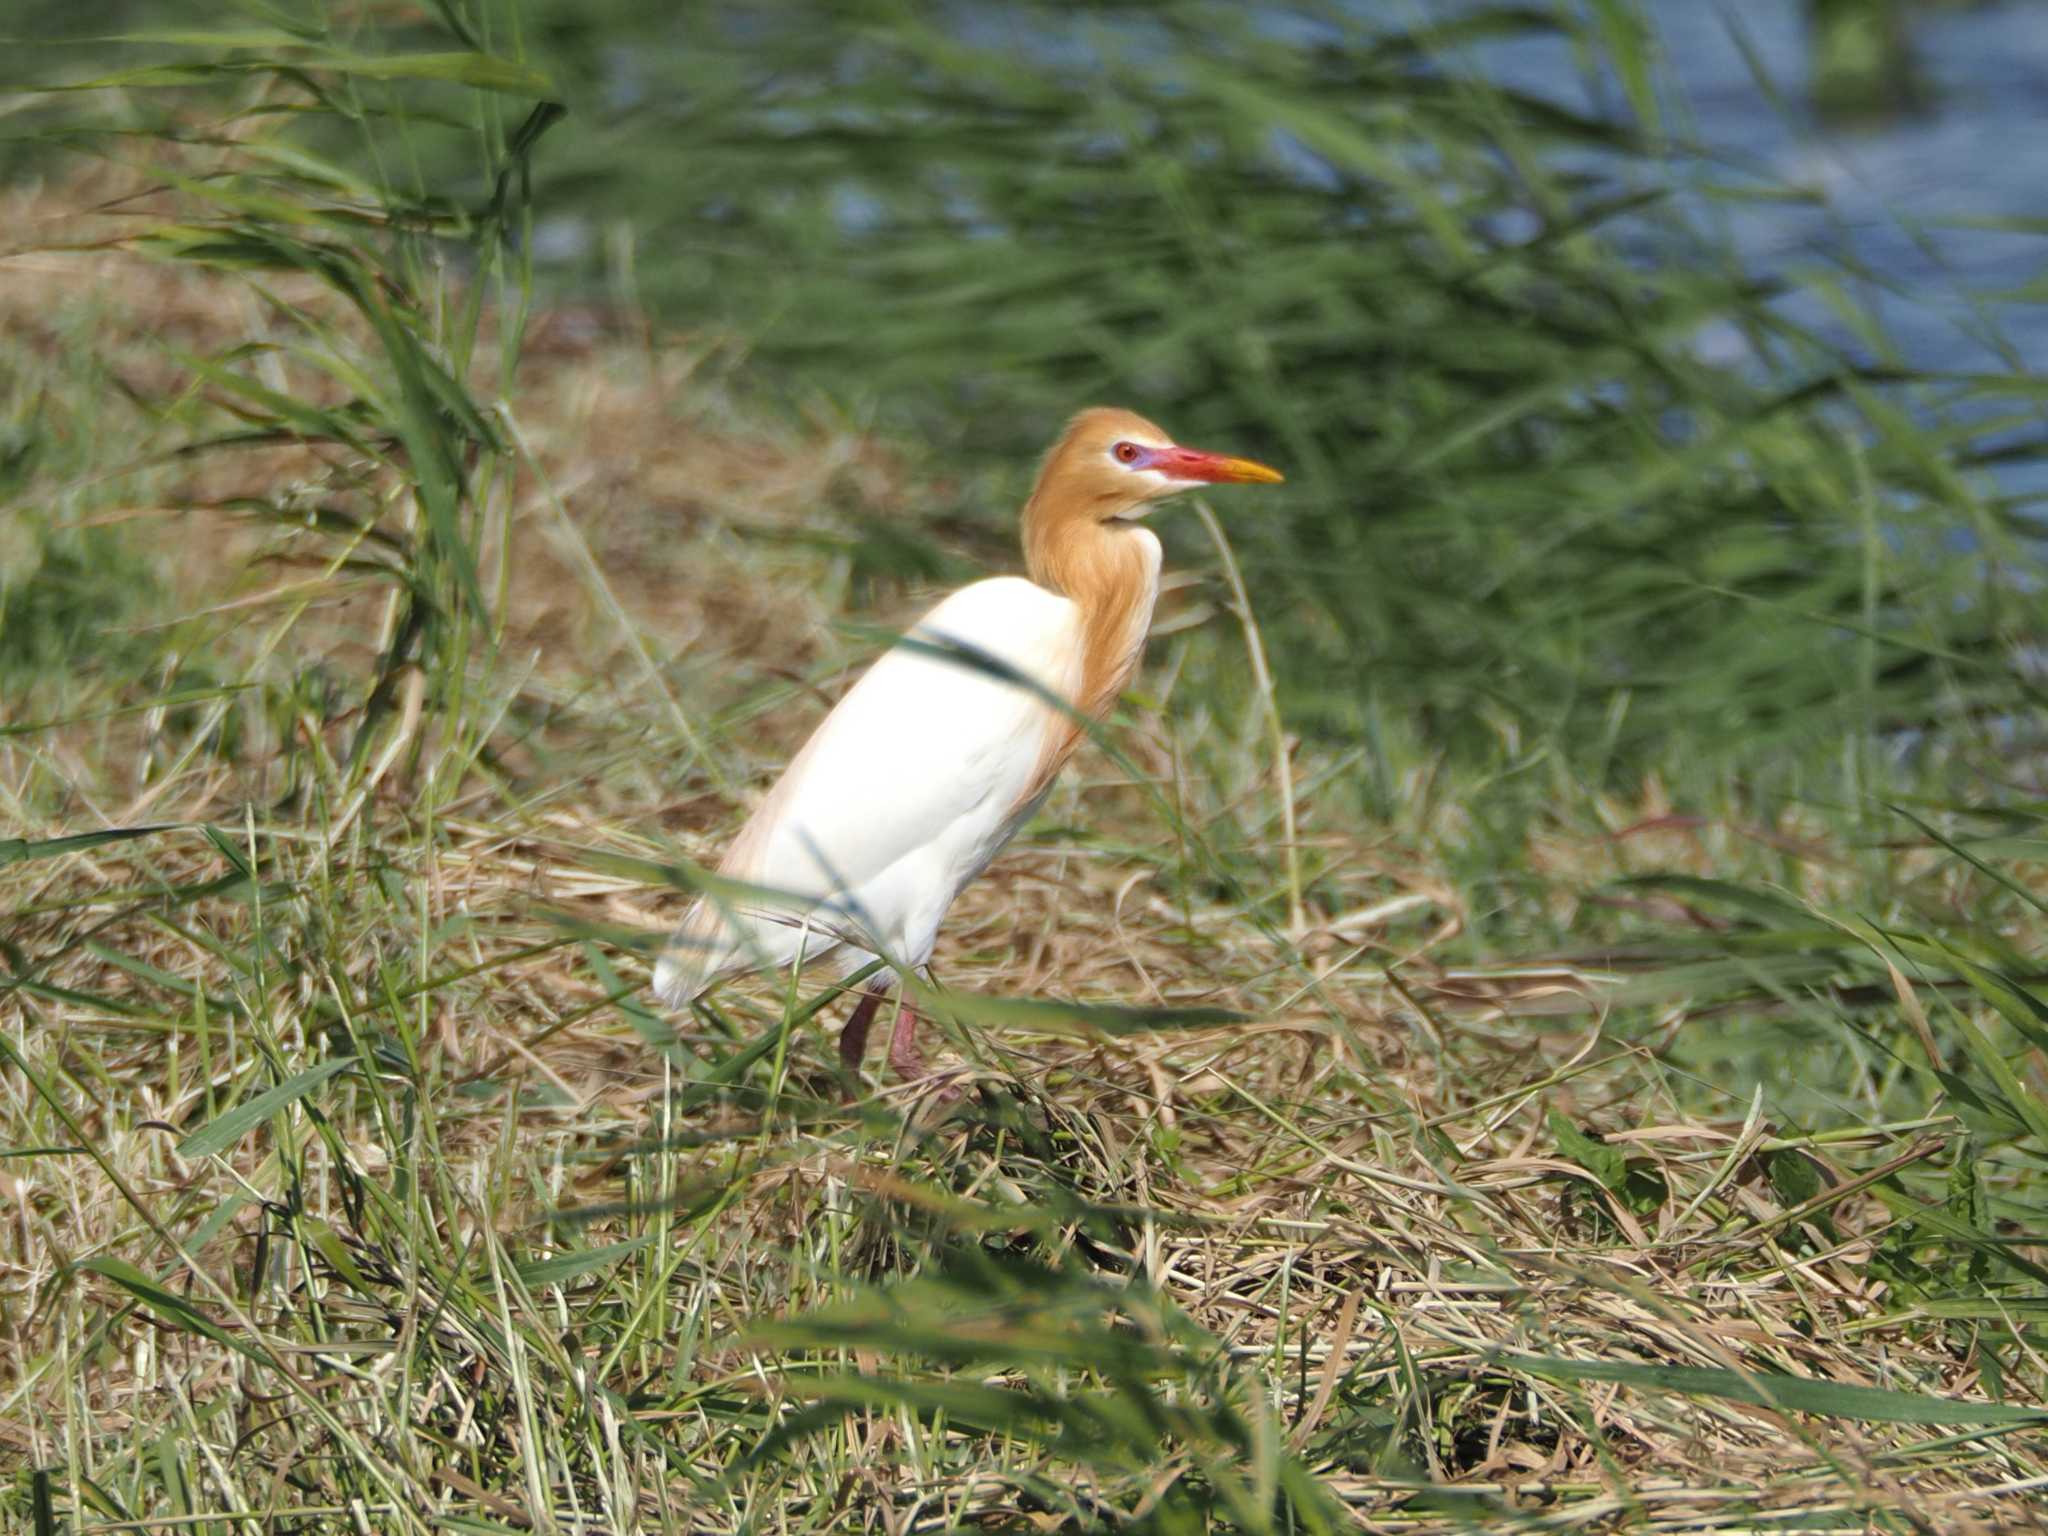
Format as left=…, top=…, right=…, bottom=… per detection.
left=1113, top=442, right=1141, bottom=464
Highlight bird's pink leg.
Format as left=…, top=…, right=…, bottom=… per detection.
left=838, top=984, right=889, bottom=1072
left=887, top=999, right=929, bottom=1081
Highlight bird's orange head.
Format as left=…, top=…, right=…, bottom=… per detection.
left=1028, top=407, right=1285, bottom=528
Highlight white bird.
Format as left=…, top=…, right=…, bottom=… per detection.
left=653, top=406, right=1284, bottom=1080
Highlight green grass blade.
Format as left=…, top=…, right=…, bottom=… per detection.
left=176, top=1056, right=355, bottom=1161
left=0, top=826, right=175, bottom=867
left=1501, top=1354, right=2048, bottom=1426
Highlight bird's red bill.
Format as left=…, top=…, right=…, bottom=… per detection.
left=1154, top=445, right=1286, bottom=485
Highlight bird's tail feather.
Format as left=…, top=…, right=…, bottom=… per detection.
left=651, top=898, right=729, bottom=1008
left=651, top=897, right=852, bottom=1008
left=649, top=949, right=703, bottom=1010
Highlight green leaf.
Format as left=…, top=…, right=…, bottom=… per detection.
left=1587, top=0, right=1659, bottom=138
left=101, top=28, right=321, bottom=51
left=304, top=49, right=554, bottom=98
left=177, top=1056, right=354, bottom=1161
left=302, top=1217, right=372, bottom=1293
left=200, top=825, right=254, bottom=881
left=168, top=348, right=374, bottom=456
left=516, top=1237, right=655, bottom=1289
left=577, top=942, right=676, bottom=1057
left=1951, top=1011, right=2048, bottom=1150
left=1548, top=1109, right=1630, bottom=1191
left=1501, top=1353, right=2048, bottom=1426
left=0, top=826, right=175, bottom=867
left=1887, top=804, right=2048, bottom=921
left=1767, top=1148, right=1839, bottom=1245
left=1610, top=875, right=1818, bottom=928
left=1869, top=1184, right=2048, bottom=1288
left=1768, top=1148, right=1828, bottom=1207
left=1934, top=1070, right=2029, bottom=1138
left=1953, top=959, right=2048, bottom=1056
left=62, top=42, right=553, bottom=98
left=75, top=1257, right=253, bottom=1360
left=1909, top=1297, right=2048, bottom=1323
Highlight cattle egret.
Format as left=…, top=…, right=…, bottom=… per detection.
left=653, top=407, right=1284, bottom=1082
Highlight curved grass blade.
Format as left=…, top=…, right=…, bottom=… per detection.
left=1502, top=1353, right=2048, bottom=1426
left=176, top=1056, right=355, bottom=1161
left=0, top=825, right=176, bottom=867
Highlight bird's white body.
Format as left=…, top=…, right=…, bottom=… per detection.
left=653, top=540, right=1161, bottom=1006
left=649, top=406, right=1280, bottom=1081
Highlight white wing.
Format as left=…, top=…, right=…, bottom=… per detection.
left=654, top=576, right=1082, bottom=1002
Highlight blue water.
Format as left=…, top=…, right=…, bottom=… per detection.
left=1471, top=0, right=2048, bottom=378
